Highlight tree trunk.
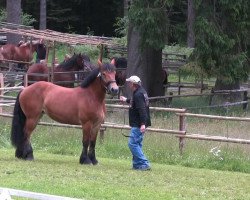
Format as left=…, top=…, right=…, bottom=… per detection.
left=39, top=0, right=47, bottom=30
left=126, top=24, right=164, bottom=97
left=6, top=0, right=22, bottom=44
left=187, top=0, right=195, bottom=48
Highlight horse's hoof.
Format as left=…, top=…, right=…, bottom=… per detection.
left=79, top=157, right=92, bottom=165
left=25, top=154, right=34, bottom=161
left=15, top=149, right=23, bottom=159
left=25, top=157, right=34, bottom=161
left=91, top=159, right=98, bottom=165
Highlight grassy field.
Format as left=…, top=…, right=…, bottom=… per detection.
left=0, top=149, right=250, bottom=200
left=1, top=66, right=250, bottom=199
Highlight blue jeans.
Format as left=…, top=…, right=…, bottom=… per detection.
left=128, top=127, right=150, bottom=169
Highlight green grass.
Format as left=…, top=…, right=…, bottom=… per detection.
left=0, top=149, right=249, bottom=200
left=1, top=115, right=250, bottom=175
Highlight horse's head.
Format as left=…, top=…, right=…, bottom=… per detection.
left=111, top=57, right=127, bottom=69
left=111, top=57, right=127, bottom=86
left=61, top=53, right=84, bottom=71
left=21, top=40, right=40, bottom=53
left=75, top=53, right=85, bottom=70
left=98, top=59, right=119, bottom=95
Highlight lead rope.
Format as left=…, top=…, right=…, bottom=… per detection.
left=120, top=100, right=131, bottom=138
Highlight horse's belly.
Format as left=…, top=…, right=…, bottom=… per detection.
left=44, top=104, right=80, bottom=125
left=46, top=111, right=80, bottom=125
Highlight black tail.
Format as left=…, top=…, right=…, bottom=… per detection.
left=11, top=91, right=26, bottom=148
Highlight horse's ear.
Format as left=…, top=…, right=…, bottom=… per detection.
left=98, top=59, right=103, bottom=70
left=111, top=58, right=115, bottom=66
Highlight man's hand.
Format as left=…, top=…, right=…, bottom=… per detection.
left=140, top=124, right=146, bottom=133
left=120, top=96, right=127, bottom=102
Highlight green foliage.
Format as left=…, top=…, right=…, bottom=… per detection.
left=0, top=8, right=36, bottom=25
left=114, top=16, right=128, bottom=38
left=21, top=12, right=36, bottom=26
left=191, top=0, right=250, bottom=84
left=128, top=0, right=173, bottom=50
left=0, top=8, right=6, bottom=22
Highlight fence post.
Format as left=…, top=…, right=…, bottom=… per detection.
left=200, top=74, right=204, bottom=94
left=0, top=73, right=3, bottom=113
left=178, top=70, right=181, bottom=95
left=51, top=41, right=55, bottom=83
left=23, top=73, right=28, bottom=87
left=99, top=127, right=106, bottom=144
left=179, top=109, right=187, bottom=154
left=243, top=90, right=248, bottom=110
left=209, top=88, right=214, bottom=106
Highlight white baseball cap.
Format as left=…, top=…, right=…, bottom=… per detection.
left=126, top=75, right=141, bottom=84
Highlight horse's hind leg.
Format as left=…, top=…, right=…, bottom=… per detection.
left=20, top=118, right=39, bottom=160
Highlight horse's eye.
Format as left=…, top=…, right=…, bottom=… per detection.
left=102, top=72, right=106, bottom=77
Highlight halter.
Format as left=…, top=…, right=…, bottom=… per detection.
left=98, top=72, right=116, bottom=92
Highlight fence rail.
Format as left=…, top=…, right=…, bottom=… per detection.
left=0, top=187, right=83, bottom=200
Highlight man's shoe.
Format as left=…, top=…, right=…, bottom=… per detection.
left=134, top=165, right=151, bottom=171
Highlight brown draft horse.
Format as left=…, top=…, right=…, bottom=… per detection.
left=27, top=53, right=84, bottom=87
left=0, top=41, right=39, bottom=63
left=10, top=60, right=119, bottom=165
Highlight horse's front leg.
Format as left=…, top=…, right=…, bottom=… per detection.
left=79, top=123, right=92, bottom=165
left=88, top=128, right=99, bottom=165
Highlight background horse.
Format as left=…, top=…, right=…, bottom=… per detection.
left=0, top=41, right=40, bottom=70
left=111, top=57, right=168, bottom=86
left=111, top=57, right=127, bottom=86
left=11, top=60, right=119, bottom=164
left=27, top=53, right=84, bottom=87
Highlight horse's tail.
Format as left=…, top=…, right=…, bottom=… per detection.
left=11, top=91, right=26, bottom=148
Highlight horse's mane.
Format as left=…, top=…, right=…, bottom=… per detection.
left=80, top=63, right=116, bottom=88
left=80, top=68, right=99, bottom=88
left=58, top=54, right=79, bottom=70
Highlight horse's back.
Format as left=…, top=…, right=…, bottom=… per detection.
left=28, top=63, right=49, bottom=74
left=0, top=44, right=32, bottom=61
left=20, top=81, right=67, bottom=111
left=27, top=63, right=49, bottom=83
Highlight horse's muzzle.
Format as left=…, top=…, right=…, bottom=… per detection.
left=104, top=80, right=119, bottom=95
left=108, top=86, right=119, bottom=95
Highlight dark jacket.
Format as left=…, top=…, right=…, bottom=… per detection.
left=126, top=86, right=151, bottom=128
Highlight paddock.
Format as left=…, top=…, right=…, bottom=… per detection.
left=0, top=77, right=249, bottom=199
left=0, top=79, right=249, bottom=155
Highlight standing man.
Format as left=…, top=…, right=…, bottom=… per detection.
left=120, top=75, right=151, bottom=171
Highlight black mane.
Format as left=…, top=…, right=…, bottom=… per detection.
left=80, top=68, right=100, bottom=88
left=80, top=62, right=116, bottom=88
left=58, top=54, right=79, bottom=70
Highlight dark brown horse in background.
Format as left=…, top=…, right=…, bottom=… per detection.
left=27, top=53, right=84, bottom=87
left=10, top=60, right=119, bottom=165
left=0, top=41, right=39, bottom=66
left=111, top=57, right=168, bottom=86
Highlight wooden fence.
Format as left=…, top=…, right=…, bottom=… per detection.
left=0, top=187, right=82, bottom=200
left=0, top=73, right=250, bottom=154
